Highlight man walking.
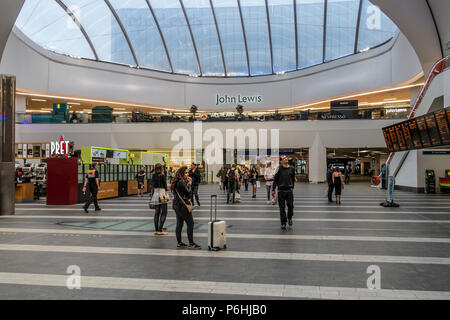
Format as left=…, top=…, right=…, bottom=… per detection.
left=83, top=163, right=101, bottom=213
left=227, top=164, right=239, bottom=204
left=272, top=156, right=296, bottom=230
left=344, top=164, right=351, bottom=185
left=189, top=163, right=201, bottom=206
left=327, top=164, right=334, bottom=203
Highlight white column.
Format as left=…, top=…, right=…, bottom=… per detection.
left=444, top=68, right=450, bottom=109
left=308, top=133, right=327, bottom=183
left=15, top=94, right=26, bottom=124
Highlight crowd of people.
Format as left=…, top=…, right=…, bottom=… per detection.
left=82, top=158, right=352, bottom=249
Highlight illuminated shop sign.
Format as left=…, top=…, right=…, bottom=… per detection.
left=216, top=94, right=263, bottom=106
left=51, top=136, right=70, bottom=157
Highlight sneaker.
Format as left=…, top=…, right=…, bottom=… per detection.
left=95, top=208, right=101, bottom=212
left=177, top=242, right=188, bottom=249
left=281, top=224, right=287, bottom=230
left=252, top=195, right=256, bottom=198
left=288, top=219, right=293, bottom=226
left=83, top=206, right=89, bottom=213
left=188, top=243, right=201, bottom=250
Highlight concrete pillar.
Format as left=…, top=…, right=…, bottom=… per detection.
left=0, top=75, right=16, bottom=215
left=308, top=133, right=327, bottom=183
left=15, top=94, right=26, bottom=124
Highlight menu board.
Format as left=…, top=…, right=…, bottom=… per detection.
left=383, top=109, right=450, bottom=152
left=92, top=148, right=107, bottom=161
left=113, top=151, right=127, bottom=159
left=436, top=110, right=450, bottom=145
left=425, top=114, right=441, bottom=146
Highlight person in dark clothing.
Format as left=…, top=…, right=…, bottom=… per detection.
left=220, top=166, right=228, bottom=193
left=150, top=164, right=169, bottom=235
left=327, top=164, right=335, bottom=203
left=189, top=163, right=201, bottom=206
left=227, top=164, right=239, bottom=204
left=136, top=166, right=146, bottom=197
left=250, top=167, right=258, bottom=198
left=344, top=165, right=351, bottom=185
left=171, top=166, right=201, bottom=249
left=272, top=156, right=296, bottom=230
left=83, top=163, right=101, bottom=213
left=332, top=167, right=345, bottom=204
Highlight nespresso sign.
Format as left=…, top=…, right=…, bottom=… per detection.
left=216, top=94, right=263, bottom=106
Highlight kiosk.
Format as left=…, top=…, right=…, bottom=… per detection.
left=440, top=170, right=450, bottom=194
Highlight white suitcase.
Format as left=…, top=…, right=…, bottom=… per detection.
left=208, top=195, right=227, bottom=251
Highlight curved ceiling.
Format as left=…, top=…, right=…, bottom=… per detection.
left=15, top=0, right=397, bottom=77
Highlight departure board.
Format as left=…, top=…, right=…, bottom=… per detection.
left=416, top=117, right=431, bottom=147
left=436, top=110, right=450, bottom=145
left=395, top=125, right=407, bottom=150
left=401, top=122, right=414, bottom=149
left=383, top=129, right=393, bottom=151
left=408, top=120, right=423, bottom=149
left=389, top=127, right=399, bottom=151
left=425, top=114, right=441, bottom=146
left=382, top=108, right=450, bottom=152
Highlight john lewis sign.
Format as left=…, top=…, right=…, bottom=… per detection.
left=216, top=94, right=263, bottom=106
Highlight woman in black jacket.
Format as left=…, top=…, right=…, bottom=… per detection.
left=171, top=166, right=201, bottom=249
left=150, top=164, right=169, bottom=235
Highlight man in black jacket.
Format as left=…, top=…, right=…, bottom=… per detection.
left=327, top=164, right=334, bottom=203
left=189, top=163, right=201, bottom=206
left=272, top=156, right=296, bottom=230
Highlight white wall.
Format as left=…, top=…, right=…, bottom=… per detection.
left=0, top=29, right=422, bottom=111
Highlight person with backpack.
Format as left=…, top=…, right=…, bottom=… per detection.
left=226, top=164, right=239, bottom=204
left=135, top=166, right=146, bottom=198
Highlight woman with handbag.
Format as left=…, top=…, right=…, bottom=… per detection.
left=150, top=164, right=169, bottom=235
left=171, top=166, right=201, bottom=249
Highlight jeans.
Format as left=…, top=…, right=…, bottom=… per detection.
left=227, top=181, right=236, bottom=203
left=191, top=184, right=200, bottom=205
left=244, top=179, right=249, bottom=191
left=154, top=204, right=168, bottom=232
left=266, top=185, right=272, bottom=200
left=174, top=203, right=194, bottom=244
left=278, top=189, right=294, bottom=225
left=328, top=183, right=334, bottom=202
left=345, top=175, right=350, bottom=184
left=84, top=187, right=99, bottom=210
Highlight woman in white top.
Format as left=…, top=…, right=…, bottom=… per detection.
left=264, top=163, right=276, bottom=205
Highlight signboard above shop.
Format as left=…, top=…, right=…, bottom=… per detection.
left=382, top=108, right=450, bottom=152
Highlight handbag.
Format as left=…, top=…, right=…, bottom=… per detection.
left=176, top=189, right=195, bottom=213
left=159, top=190, right=170, bottom=203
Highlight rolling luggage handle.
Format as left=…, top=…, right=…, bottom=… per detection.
left=210, top=195, right=217, bottom=222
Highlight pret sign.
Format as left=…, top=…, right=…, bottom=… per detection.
left=51, top=136, right=70, bottom=157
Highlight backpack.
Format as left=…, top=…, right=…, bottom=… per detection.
left=227, top=169, right=236, bottom=180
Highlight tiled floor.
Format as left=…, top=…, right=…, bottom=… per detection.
left=1, top=182, right=450, bottom=300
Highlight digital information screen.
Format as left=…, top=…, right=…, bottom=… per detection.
left=436, top=110, right=450, bottom=145
left=416, top=117, right=431, bottom=148
left=382, top=108, right=450, bottom=152
left=425, top=114, right=441, bottom=146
